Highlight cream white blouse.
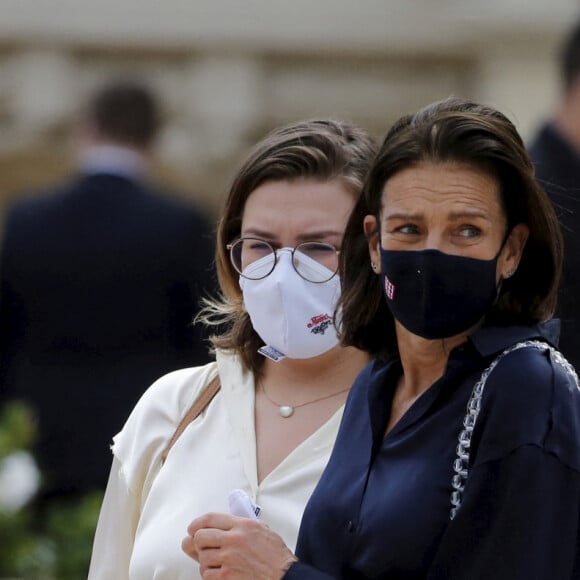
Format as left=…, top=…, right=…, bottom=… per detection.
left=88, top=350, right=345, bottom=580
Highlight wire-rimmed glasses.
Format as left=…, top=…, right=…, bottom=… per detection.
left=227, top=237, right=339, bottom=283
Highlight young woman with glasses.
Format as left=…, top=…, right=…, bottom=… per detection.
left=88, top=119, right=377, bottom=579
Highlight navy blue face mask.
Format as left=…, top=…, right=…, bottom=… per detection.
left=379, top=246, right=504, bottom=340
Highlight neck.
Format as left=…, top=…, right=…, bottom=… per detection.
left=396, top=324, right=468, bottom=397
left=260, top=345, right=370, bottom=401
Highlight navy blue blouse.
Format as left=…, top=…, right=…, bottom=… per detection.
left=285, top=322, right=580, bottom=579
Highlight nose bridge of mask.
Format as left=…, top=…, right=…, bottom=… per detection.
left=273, top=248, right=295, bottom=276
left=271, top=251, right=296, bottom=344
left=417, top=251, right=437, bottom=315
left=243, top=249, right=293, bottom=340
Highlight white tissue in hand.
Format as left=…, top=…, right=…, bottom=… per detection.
left=228, top=489, right=260, bottom=519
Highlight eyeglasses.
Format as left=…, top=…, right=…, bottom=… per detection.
left=227, top=237, right=339, bottom=283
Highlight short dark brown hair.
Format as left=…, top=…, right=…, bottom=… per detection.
left=339, top=97, right=564, bottom=359
left=199, top=119, right=377, bottom=375
left=87, top=79, right=160, bottom=148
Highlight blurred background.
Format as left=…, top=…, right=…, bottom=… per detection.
left=0, top=0, right=578, bottom=217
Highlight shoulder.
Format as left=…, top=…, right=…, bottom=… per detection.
left=127, top=362, right=219, bottom=428
left=486, top=342, right=578, bottom=411
left=135, top=186, right=215, bottom=254
left=474, top=343, right=580, bottom=471
left=111, top=359, right=220, bottom=494
left=4, top=183, right=71, bottom=224
left=1, top=187, right=69, bottom=257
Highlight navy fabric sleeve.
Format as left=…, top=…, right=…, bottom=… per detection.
left=283, top=562, right=337, bottom=580
left=428, top=444, right=580, bottom=579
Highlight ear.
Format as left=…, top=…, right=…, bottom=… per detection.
left=499, top=223, right=529, bottom=280
left=363, top=214, right=381, bottom=274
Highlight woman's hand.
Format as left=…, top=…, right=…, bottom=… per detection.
left=182, top=512, right=297, bottom=580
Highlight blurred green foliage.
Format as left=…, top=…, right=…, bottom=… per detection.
left=0, top=401, right=103, bottom=579
left=0, top=401, right=36, bottom=459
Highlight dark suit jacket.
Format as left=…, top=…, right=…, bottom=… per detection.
left=0, top=173, right=216, bottom=499
left=529, top=123, right=580, bottom=371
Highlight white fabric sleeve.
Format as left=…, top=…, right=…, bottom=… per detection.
left=87, top=456, right=139, bottom=579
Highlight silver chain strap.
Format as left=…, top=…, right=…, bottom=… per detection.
left=449, top=339, right=579, bottom=520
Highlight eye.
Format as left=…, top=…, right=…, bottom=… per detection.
left=248, top=240, right=272, bottom=250
left=295, top=242, right=339, bottom=278
left=394, top=224, right=420, bottom=235
left=300, top=242, right=337, bottom=254
left=456, top=225, right=481, bottom=238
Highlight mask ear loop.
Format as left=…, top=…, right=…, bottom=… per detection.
left=477, top=226, right=516, bottom=334
left=494, top=226, right=519, bottom=298
left=496, top=226, right=519, bottom=280
left=494, top=225, right=513, bottom=260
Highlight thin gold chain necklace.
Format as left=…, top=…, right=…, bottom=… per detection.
left=260, top=383, right=351, bottom=418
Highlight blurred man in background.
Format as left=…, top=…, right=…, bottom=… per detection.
left=529, top=20, right=580, bottom=371
left=0, top=79, right=215, bottom=506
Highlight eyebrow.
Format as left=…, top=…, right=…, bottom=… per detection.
left=241, top=228, right=343, bottom=240
left=448, top=210, right=491, bottom=221
left=384, top=212, right=421, bottom=221
left=384, top=210, right=491, bottom=221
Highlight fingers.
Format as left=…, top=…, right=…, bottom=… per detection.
left=181, top=532, right=199, bottom=560
left=183, top=513, right=241, bottom=562
left=183, top=529, right=231, bottom=576
left=199, top=565, right=223, bottom=579
left=187, top=512, right=237, bottom=536
left=182, top=526, right=225, bottom=560
left=183, top=511, right=271, bottom=577
left=197, top=547, right=224, bottom=569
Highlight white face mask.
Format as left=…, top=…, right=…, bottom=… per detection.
left=239, top=250, right=341, bottom=361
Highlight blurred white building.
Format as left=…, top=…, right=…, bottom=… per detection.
left=0, top=0, right=577, bottom=211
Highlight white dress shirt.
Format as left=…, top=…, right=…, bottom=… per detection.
left=79, top=144, right=147, bottom=179
left=88, top=349, right=345, bottom=579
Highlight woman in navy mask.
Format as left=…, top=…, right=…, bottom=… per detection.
left=184, top=98, right=580, bottom=579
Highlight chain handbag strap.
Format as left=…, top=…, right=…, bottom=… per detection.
left=449, top=339, right=578, bottom=520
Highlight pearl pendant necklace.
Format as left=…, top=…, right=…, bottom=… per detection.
left=278, top=405, right=294, bottom=418
left=261, top=383, right=351, bottom=418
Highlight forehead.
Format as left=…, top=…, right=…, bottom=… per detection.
left=242, top=179, right=356, bottom=231
left=381, top=161, right=502, bottom=217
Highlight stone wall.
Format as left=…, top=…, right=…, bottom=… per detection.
left=0, top=0, right=576, bottom=215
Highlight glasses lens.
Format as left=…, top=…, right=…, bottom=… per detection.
left=293, top=242, right=338, bottom=282
left=230, top=238, right=275, bottom=280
